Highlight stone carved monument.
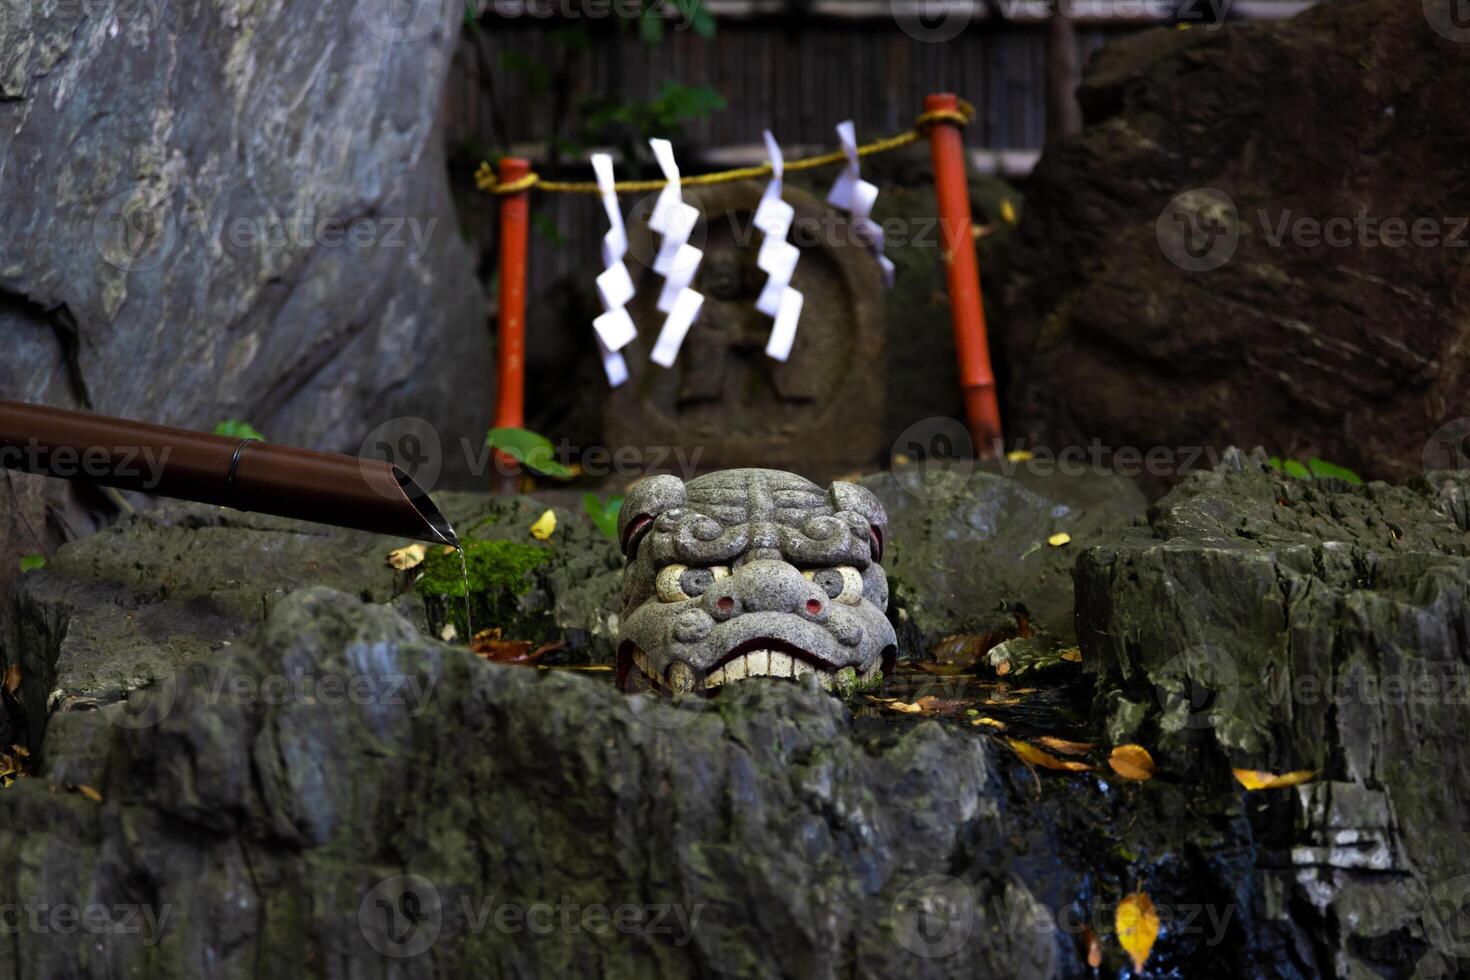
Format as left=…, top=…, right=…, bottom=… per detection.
left=605, top=181, right=885, bottom=471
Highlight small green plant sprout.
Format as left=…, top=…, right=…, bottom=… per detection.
left=484, top=427, right=575, bottom=479
left=582, top=493, right=624, bottom=540
left=18, top=554, right=45, bottom=573
left=1266, top=456, right=1363, bottom=484
left=213, top=420, right=265, bottom=441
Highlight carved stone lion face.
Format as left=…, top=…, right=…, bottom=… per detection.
left=615, top=468, right=897, bottom=695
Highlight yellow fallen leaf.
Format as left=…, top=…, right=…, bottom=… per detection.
left=74, top=784, right=103, bottom=802
left=995, top=659, right=1012, bottom=676
left=1005, top=448, right=1033, bottom=462
left=440, top=624, right=458, bottom=643
left=1006, top=739, right=1091, bottom=772
left=1038, top=736, right=1094, bottom=757
left=1116, top=892, right=1159, bottom=972
left=441, top=545, right=457, bottom=555
left=892, top=452, right=912, bottom=466
left=1060, top=648, right=1082, bottom=663
left=1109, top=744, right=1156, bottom=781
left=3, top=663, right=19, bottom=695
left=386, top=543, right=426, bottom=571
left=972, top=716, right=1007, bottom=729
left=1048, top=532, right=1071, bottom=547
left=1000, top=198, right=1018, bottom=226
left=529, top=509, right=557, bottom=540
left=1232, top=768, right=1318, bottom=790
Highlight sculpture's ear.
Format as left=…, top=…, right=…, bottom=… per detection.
left=828, top=482, right=888, bottom=563
left=617, top=474, right=687, bottom=559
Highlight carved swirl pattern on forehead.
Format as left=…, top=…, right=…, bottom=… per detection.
left=777, top=522, right=871, bottom=567
left=655, top=516, right=753, bottom=565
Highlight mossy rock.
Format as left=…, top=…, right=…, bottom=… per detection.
left=414, top=539, right=551, bottom=642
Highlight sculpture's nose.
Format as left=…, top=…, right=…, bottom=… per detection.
left=712, top=559, right=825, bottom=618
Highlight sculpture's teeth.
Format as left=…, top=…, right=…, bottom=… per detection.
left=769, top=652, right=793, bottom=678
left=793, top=660, right=813, bottom=682
left=748, top=650, right=769, bottom=677
left=724, top=657, right=748, bottom=682
left=706, top=666, right=726, bottom=688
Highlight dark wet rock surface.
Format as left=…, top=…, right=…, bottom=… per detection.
left=1000, top=0, right=1470, bottom=484
left=1, top=459, right=1468, bottom=977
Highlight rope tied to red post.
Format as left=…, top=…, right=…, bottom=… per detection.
left=473, top=99, right=976, bottom=196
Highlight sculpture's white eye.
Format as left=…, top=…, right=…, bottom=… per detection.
left=656, top=564, right=730, bottom=602
left=802, top=566, right=864, bottom=605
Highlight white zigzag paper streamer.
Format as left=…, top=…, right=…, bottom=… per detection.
left=754, top=130, right=804, bottom=362
left=647, top=138, right=705, bottom=367
left=590, top=153, right=634, bottom=386
left=826, top=120, right=895, bottom=289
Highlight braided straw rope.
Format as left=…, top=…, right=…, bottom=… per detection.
left=475, top=99, right=975, bottom=196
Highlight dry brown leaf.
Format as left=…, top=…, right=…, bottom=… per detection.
left=1038, top=736, right=1094, bottom=757
left=3, top=663, right=19, bottom=695
left=470, top=627, right=543, bottom=664
left=1083, top=926, right=1102, bottom=968
left=1109, top=744, right=1156, bottom=781
left=994, top=659, right=1012, bottom=677
left=386, top=543, right=427, bottom=571
left=1116, top=892, right=1159, bottom=972
left=1233, top=768, right=1318, bottom=791
left=1060, top=648, right=1082, bottom=663
left=971, top=716, right=1007, bottom=730
left=73, top=784, right=103, bottom=802
left=1006, top=739, right=1092, bottom=772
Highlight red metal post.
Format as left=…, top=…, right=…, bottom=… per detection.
left=493, top=157, right=531, bottom=491
left=925, top=93, right=1003, bottom=459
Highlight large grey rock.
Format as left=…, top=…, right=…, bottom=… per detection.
left=1001, top=0, right=1470, bottom=484
left=0, top=492, right=620, bottom=747
left=1076, top=451, right=1470, bottom=976
left=863, top=464, right=1146, bottom=662
left=0, top=0, right=488, bottom=590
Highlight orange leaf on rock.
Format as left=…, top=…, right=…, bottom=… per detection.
left=1116, top=892, right=1159, bottom=972
left=1232, top=768, right=1318, bottom=790
left=1060, top=648, right=1082, bottom=663
left=1109, top=744, right=1156, bottom=781
left=1083, top=926, right=1102, bottom=968
left=3, top=663, right=19, bottom=695
left=73, top=784, right=103, bottom=802
left=1038, top=736, right=1093, bottom=757
left=1006, top=739, right=1092, bottom=772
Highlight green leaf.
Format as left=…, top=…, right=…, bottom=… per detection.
left=1265, top=456, right=1283, bottom=471
left=213, top=420, right=265, bottom=441
left=582, top=493, right=624, bottom=540
left=18, top=554, right=45, bottom=573
left=463, top=0, right=480, bottom=34
left=1282, top=459, right=1312, bottom=480
left=485, top=427, right=574, bottom=479
left=1307, top=458, right=1362, bottom=484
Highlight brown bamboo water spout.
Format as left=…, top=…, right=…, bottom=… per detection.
left=0, top=400, right=457, bottom=547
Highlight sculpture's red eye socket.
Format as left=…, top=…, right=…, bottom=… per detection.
left=805, top=598, right=823, bottom=615
left=716, top=597, right=735, bottom=614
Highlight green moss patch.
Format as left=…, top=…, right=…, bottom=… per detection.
left=415, top=539, right=550, bottom=639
